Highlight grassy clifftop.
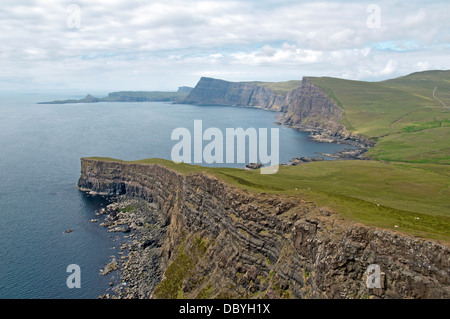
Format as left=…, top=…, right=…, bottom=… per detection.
left=243, top=80, right=303, bottom=95
left=308, top=70, right=450, bottom=164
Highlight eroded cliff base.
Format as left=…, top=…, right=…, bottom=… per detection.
left=93, top=197, right=166, bottom=299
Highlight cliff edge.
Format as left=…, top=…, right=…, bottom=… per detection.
left=183, top=77, right=288, bottom=111
left=77, top=158, right=450, bottom=299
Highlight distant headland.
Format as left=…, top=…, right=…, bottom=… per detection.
left=37, top=86, right=193, bottom=104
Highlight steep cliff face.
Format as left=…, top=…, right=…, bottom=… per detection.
left=183, top=77, right=287, bottom=111
left=279, top=78, right=374, bottom=147
left=184, top=77, right=373, bottom=148
left=78, top=158, right=449, bottom=299
left=282, top=78, right=343, bottom=132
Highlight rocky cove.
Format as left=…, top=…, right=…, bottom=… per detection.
left=77, top=158, right=450, bottom=299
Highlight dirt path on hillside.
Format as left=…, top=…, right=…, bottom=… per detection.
left=389, top=110, right=419, bottom=130
left=433, top=87, right=449, bottom=109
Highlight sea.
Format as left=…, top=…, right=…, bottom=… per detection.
left=0, top=92, right=355, bottom=298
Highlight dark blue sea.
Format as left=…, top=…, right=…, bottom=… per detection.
left=0, top=92, right=355, bottom=298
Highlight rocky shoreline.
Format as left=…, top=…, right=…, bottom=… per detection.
left=95, top=196, right=167, bottom=299
left=274, top=114, right=374, bottom=162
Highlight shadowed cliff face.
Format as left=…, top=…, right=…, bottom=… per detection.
left=183, top=77, right=342, bottom=124
left=183, top=77, right=287, bottom=111
left=282, top=78, right=343, bottom=132
left=78, top=158, right=450, bottom=299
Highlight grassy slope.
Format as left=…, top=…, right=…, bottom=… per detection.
left=382, top=70, right=450, bottom=106
left=308, top=70, right=450, bottom=164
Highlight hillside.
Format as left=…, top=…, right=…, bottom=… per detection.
left=307, top=70, right=450, bottom=164
left=382, top=70, right=450, bottom=106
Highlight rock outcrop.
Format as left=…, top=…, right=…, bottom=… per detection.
left=77, top=158, right=450, bottom=299
left=281, top=78, right=343, bottom=133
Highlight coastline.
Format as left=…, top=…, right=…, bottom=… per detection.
left=96, top=196, right=167, bottom=299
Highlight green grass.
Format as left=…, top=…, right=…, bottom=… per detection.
left=368, top=127, right=450, bottom=164
left=382, top=70, right=450, bottom=106
left=308, top=70, right=450, bottom=164
left=152, top=233, right=210, bottom=299
left=243, top=80, right=303, bottom=95
left=308, top=76, right=442, bottom=137
left=86, top=157, right=450, bottom=242
left=119, top=205, right=136, bottom=213
left=152, top=236, right=194, bottom=299
left=402, top=119, right=450, bottom=133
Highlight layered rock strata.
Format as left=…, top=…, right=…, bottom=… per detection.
left=183, top=77, right=288, bottom=111
left=78, top=158, right=450, bottom=299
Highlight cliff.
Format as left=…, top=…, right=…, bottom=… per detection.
left=281, top=78, right=343, bottom=132
left=279, top=78, right=374, bottom=147
left=77, top=158, right=450, bottom=299
left=183, top=77, right=287, bottom=111
left=183, top=77, right=373, bottom=148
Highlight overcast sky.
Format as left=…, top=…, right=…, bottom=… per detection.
left=1, top=0, right=449, bottom=92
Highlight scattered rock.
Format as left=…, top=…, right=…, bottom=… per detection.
left=92, top=196, right=168, bottom=299
left=287, top=156, right=324, bottom=166
left=244, top=163, right=265, bottom=170
left=101, top=260, right=119, bottom=275
left=108, top=225, right=131, bottom=233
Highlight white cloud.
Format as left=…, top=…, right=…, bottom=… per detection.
left=379, top=59, right=398, bottom=76
left=416, top=61, right=431, bottom=71
left=402, top=8, right=427, bottom=27
left=0, top=0, right=448, bottom=91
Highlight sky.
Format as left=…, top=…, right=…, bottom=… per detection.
left=0, top=0, right=449, bottom=92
